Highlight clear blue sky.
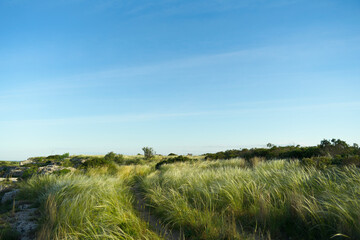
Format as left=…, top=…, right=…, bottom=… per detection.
left=1, top=0, right=359, bottom=160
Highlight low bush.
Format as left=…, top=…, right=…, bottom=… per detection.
left=205, top=139, right=360, bottom=167
left=52, top=169, right=71, bottom=176
left=105, top=152, right=124, bottom=164
left=302, top=156, right=333, bottom=169
left=21, top=167, right=38, bottom=179
left=79, top=157, right=111, bottom=169
left=155, top=155, right=192, bottom=170
left=336, top=155, right=360, bottom=166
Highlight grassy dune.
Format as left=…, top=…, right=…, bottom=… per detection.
left=141, top=159, right=360, bottom=239
left=14, top=158, right=360, bottom=239
left=18, top=165, right=160, bottom=240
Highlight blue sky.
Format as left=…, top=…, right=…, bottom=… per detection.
left=1, top=0, right=360, bottom=160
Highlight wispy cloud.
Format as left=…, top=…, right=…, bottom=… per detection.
left=1, top=35, right=358, bottom=100
left=1, top=101, right=359, bottom=127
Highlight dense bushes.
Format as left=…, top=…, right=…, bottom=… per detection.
left=22, top=167, right=38, bottom=179
left=205, top=139, right=360, bottom=167
left=155, top=155, right=192, bottom=170
left=104, top=152, right=124, bottom=164
left=302, top=156, right=333, bottom=169
left=80, top=152, right=126, bottom=169
left=80, top=157, right=112, bottom=169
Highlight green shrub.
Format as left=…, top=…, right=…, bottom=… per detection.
left=80, top=157, right=111, bottom=169
left=104, top=152, right=116, bottom=161
left=114, top=154, right=124, bottom=164
left=155, top=155, right=192, bottom=169
left=53, top=169, right=71, bottom=176
left=142, top=147, right=155, bottom=160
left=22, top=167, right=38, bottom=179
left=205, top=139, right=360, bottom=165
left=302, top=156, right=332, bottom=169
left=343, top=155, right=360, bottom=166
left=104, top=152, right=124, bottom=164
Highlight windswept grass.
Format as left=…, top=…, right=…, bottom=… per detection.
left=18, top=167, right=161, bottom=240
left=141, top=159, right=360, bottom=239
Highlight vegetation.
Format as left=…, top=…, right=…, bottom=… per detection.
left=21, top=166, right=38, bottom=179
left=142, top=147, right=155, bottom=160
left=155, top=155, right=192, bottom=170
left=141, top=159, right=360, bottom=239
left=205, top=139, right=360, bottom=167
left=27, top=153, right=70, bottom=166
left=104, top=152, right=124, bottom=164
left=1, top=140, right=360, bottom=239
left=18, top=166, right=160, bottom=240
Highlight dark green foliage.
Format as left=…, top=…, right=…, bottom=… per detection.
left=205, top=146, right=321, bottom=160
left=60, top=158, right=74, bottom=167
left=53, top=169, right=71, bottom=176
left=104, top=152, right=124, bottom=164
left=80, top=157, right=111, bottom=169
left=104, top=152, right=116, bottom=161
left=155, top=155, right=192, bottom=170
left=142, top=147, right=155, bottom=160
left=22, top=167, right=38, bottom=179
left=302, top=156, right=333, bottom=169
left=0, top=226, right=20, bottom=240
left=168, top=153, right=177, bottom=156
left=205, top=139, right=360, bottom=167
left=29, top=153, right=70, bottom=167
left=0, top=162, right=18, bottom=167
left=46, top=153, right=69, bottom=161
left=122, top=158, right=142, bottom=165
left=75, top=152, right=126, bottom=169
left=0, top=167, right=9, bottom=177
left=337, top=155, right=360, bottom=166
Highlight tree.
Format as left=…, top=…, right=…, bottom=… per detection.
left=320, top=139, right=331, bottom=148
left=267, top=143, right=275, bottom=148
left=142, top=147, right=155, bottom=160
left=104, top=152, right=116, bottom=161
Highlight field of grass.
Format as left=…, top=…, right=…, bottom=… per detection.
left=18, top=165, right=160, bottom=240
left=3, top=155, right=359, bottom=240
left=141, top=159, right=360, bottom=239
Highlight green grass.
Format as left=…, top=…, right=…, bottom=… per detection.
left=140, top=159, right=360, bottom=239
left=0, top=161, right=19, bottom=167
left=15, top=158, right=360, bottom=239
left=18, top=165, right=161, bottom=240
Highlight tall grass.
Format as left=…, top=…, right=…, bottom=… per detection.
left=141, top=159, right=360, bottom=239
left=18, top=165, right=160, bottom=240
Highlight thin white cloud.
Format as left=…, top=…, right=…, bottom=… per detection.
left=1, top=101, right=359, bottom=127
left=1, top=36, right=359, bottom=99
